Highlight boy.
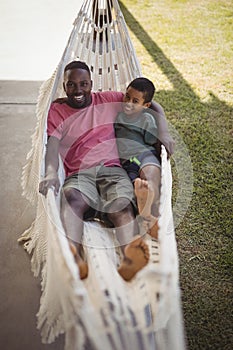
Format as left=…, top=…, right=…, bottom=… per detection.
left=115, top=78, right=161, bottom=238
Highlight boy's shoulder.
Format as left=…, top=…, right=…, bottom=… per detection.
left=143, top=109, right=157, bottom=121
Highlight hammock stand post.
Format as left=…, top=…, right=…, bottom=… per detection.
left=19, top=1, right=186, bottom=349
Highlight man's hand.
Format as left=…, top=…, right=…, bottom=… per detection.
left=149, top=101, right=175, bottom=157
left=39, top=173, right=60, bottom=196
left=158, top=131, right=175, bottom=158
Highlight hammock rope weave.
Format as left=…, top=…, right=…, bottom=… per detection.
left=19, top=1, right=186, bottom=349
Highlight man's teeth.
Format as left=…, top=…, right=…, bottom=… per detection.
left=74, top=95, right=84, bottom=101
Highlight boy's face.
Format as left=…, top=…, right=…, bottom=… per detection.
left=123, top=86, right=150, bottom=117
left=63, top=68, right=92, bottom=108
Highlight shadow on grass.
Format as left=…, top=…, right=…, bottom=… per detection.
left=119, top=2, right=233, bottom=350
left=119, top=0, right=232, bottom=238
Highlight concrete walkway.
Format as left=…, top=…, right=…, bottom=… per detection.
left=0, top=0, right=82, bottom=80
left=0, top=81, right=64, bottom=349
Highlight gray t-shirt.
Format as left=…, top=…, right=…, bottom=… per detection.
left=114, top=111, right=158, bottom=161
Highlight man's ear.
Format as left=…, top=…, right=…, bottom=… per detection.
left=91, top=80, right=93, bottom=89
left=63, top=82, right=66, bottom=92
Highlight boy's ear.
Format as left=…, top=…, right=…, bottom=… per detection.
left=144, top=101, right=151, bottom=108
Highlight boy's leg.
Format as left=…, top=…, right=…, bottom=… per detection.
left=139, top=164, right=161, bottom=217
left=135, top=165, right=161, bottom=239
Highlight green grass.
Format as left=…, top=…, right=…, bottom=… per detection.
left=120, top=1, right=233, bottom=349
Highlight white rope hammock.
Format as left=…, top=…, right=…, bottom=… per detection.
left=19, top=1, right=186, bottom=349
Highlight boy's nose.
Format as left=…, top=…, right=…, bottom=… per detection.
left=126, top=102, right=133, bottom=107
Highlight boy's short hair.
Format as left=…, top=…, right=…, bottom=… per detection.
left=64, top=60, right=91, bottom=77
left=127, top=77, right=155, bottom=103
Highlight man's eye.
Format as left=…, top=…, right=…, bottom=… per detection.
left=81, top=82, right=88, bottom=87
left=67, top=82, right=74, bottom=87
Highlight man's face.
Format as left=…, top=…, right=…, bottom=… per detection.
left=63, top=68, right=92, bottom=108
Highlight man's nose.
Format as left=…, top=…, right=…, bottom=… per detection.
left=74, top=84, right=82, bottom=94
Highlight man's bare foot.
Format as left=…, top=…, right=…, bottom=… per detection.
left=118, top=236, right=150, bottom=281
left=134, top=178, right=154, bottom=217
left=69, top=242, right=88, bottom=279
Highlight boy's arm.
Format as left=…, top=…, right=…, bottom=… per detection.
left=150, top=101, right=175, bottom=157
left=39, top=136, right=60, bottom=196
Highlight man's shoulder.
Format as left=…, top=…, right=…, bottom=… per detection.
left=50, top=101, right=67, bottom=111
left=48, top=101, right=74, bottom=122
left=49, top=101, right=74, bottom=114
left=92, top=91, right=124, bottom=104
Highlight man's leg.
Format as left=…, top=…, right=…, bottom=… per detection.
left=61, top=187, right=90, bottom=279
left=108, top=199, right=150, bottom=281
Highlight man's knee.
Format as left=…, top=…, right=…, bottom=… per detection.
left=108, top=198, right=134, bottom=220
left=62, top=187, right=90, bottom=212
left=62, top=187, right=80, bottom=203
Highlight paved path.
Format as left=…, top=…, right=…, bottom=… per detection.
left=0, top=81, right=64, bottom=349
left=0, top=0, right=82, bottom=80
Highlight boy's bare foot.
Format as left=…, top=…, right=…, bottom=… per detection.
left=69, top=242, right=88, bottom=280
left=141, top=216, right=159, bottom=239
left=134, top=178, right=154, bottom=217
left=148, top=216, right=159, bottom=240
left=118, top=236, right=150, bottom=281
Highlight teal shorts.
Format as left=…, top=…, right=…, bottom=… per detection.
left=62, top=165, right=136, bottom=215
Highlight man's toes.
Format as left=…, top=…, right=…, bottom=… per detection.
left=69, top=242, right=77, bottom=256
left=79, top=262, right=88, bottom=280
left=140, top=241, right=150, bottom=260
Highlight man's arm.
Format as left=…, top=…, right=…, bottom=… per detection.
left=150, top=101, right=175, bottom=157
left=39, top=136, right=60, bottom=196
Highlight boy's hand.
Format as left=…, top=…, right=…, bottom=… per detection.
left=39, top=173, right=60, bottom=196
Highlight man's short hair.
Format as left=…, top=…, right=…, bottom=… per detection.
left=127, top=77, right=155, bottom=103
left=64, top=60, right=91, bottom=77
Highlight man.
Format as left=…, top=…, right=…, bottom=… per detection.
left=39, top=60, right=174, bottom=281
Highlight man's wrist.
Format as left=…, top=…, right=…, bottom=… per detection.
left=44, top=170, right=57, bottom=178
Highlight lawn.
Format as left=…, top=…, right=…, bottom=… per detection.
left=119, top=1, right=233, bottom=349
